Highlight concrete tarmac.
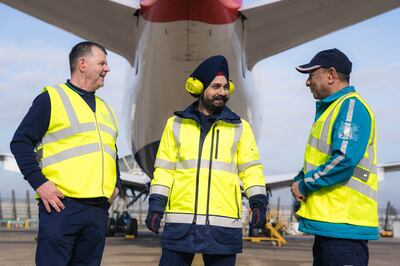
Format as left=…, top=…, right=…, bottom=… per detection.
left=1, top=229, right=400, bottom=266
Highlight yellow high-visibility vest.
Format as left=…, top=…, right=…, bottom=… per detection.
left=36, top=84, right=118, bottom=198
left=297, top=92, right=378, bottom=227
left=151, top=116, right=266, bottom=228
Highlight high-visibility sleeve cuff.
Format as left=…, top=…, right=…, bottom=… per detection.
left=150, top=184, right=170, bottom=197
left=245, top=185, right=266, bottom=198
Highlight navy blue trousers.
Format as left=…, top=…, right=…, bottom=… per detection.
left=159, top=248, right=236, bottom=266
left=36, top=198, right=109, bottom=266
left=313, top=235, right=369, bottom=266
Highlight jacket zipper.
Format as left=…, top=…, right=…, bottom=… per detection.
left=235, top=185, right=240, bottom=219
left=168, top=180, right=175, bottom=210
left=205, top=124, right=216, bottom=225
left=193, top=124, right=204, bottom=224
left=215, top=129, right=219, bottom=159
left=94, top=113, right=105, bottom=196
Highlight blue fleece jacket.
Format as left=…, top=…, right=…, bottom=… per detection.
left=294, top=86, right=378, bottom=240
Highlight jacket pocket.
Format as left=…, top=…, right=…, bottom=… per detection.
left=162, top=223, right=191, bottom=240
left=209, top=226, right=242, bottom=245
left=168, top=180, right=175, bottom=210
left=235, top=185, right=240, bottom=219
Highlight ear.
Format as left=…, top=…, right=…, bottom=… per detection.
left=327, top=67, right=337, bottom=85
left=77, top=57, right=86, bottom=72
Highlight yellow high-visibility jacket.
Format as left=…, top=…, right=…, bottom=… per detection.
left=151, top=111, right=266, bottom=228
left=297, top=92, right=378, bottom=227
left=36, top=84, right=118, bottom=199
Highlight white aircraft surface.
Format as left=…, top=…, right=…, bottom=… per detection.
left=1, top=0, right=400, bottom=201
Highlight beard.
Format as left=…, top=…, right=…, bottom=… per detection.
left=200, top=94, right=229, bottom=113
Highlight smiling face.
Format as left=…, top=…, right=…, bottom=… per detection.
left=81, top=46, right=110, bottom=91
left=199, top=75, right=230, bottom=115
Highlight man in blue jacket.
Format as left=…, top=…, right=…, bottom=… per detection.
left=291, top=48, right=378, bottom=266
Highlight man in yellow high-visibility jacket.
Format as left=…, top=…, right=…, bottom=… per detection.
left=291, top=48, right=378, bottom=266
left=10, top=41, right=120, bottom=266
left=146, top=55, right=268, bottom=266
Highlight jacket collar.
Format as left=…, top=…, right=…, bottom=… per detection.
left=66, top=80, right=96, bottom=96
left=321, top=86, right=356, bottom=103
left=174, top=101, right=241, bottom=125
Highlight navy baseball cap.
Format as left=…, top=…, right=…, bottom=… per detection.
left=191, top=55, right=229, bottom=89
left=296, top=48, right=352, bottom=75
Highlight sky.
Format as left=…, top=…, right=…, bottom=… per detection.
left=0, top=2, right=399, bottom=209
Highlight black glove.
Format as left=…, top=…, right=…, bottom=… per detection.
left=249, top=208, right=266, bottom=229
left=249, top=193, right=269, bottom=229
left=145, top=212, right=162, bottom=235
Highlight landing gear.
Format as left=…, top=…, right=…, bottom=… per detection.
left=107, top=211, right=138, bottom=237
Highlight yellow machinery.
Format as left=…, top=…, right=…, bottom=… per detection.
left=242, top=209, right=287, bottom=246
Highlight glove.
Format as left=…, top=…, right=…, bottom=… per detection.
left=249, top=193, right=268, bottom=229
left=249, top=208, right=266, bottom=229
left=145, top=212, right=162, bottom=235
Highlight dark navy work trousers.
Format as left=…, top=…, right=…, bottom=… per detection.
left=313, top=235, right=369, bottom=266
left=36, top=198, right=109, bottom=266
left=159, top=248, right=236, bottom=266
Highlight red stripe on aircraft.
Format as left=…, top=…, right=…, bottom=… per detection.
left=140, top=0, right=242, bottom=24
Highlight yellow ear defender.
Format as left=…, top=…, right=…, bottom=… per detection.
left=185, top=77, right=235, bottom=95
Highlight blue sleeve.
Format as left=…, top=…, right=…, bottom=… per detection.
left=298, top=97, right=371, bottom=195
left=10, top=92, right=50, bottom=190
left=293, top=169, right=304, bottom=182
left=148, top=194, right=168, bottom=214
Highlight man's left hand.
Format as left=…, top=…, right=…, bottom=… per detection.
left=291, top=181, right=306, bottom=202
left=108, top=187, right=119, bottom=204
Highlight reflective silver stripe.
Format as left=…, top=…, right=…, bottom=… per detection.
left=103, top=101, right=117, bottom=129
left=353, top=166, right=370, bottom=182
left=346, top=99, right=355, bottom=122
left=155, top=158, right=176, bottom=170
left=305, top=155, right=345, bottom=183
left=321, top=94, right=354, bottom=142
left=176, top=159, right=237, bottom=174
left=99, top=124, right=117, bottom=139
left=43, top=123, right=97, bottom=145
left=41, top=143, right=100, bottom=167
left=347, top=178, right=377, bottom=201
left=340, top=99, right=355, bottom=153
left=246, top=185, right=266, bottom=197
left=43, top=123, right=116, bottom=145
left=317, top=94, right=355, bottom=151
left=305, top=161, right=317, bottom=172
left=150, top=185, right=170, bottom=197
left=340, top=140, right=349, bottom=154
left=176, top=159, right=197, bottom=169
left=103, top=144, right=116, bottom=160
left=172, top=117, right=182, bottom=160
left=165, top=213, right=242, bottom=228
left=53, top=85, right=79, bottom=128
left=358, top=145, right=376, bottom=173
left=308, top=135, right=331, bottom=154
left=238, top=160, right=261, bottom=173
left=231, top=123, right=243, bottom=161
left=359, top=151, right=373, bottom=170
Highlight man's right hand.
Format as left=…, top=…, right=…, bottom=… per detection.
left=36, top=181, right=65, bottom=213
